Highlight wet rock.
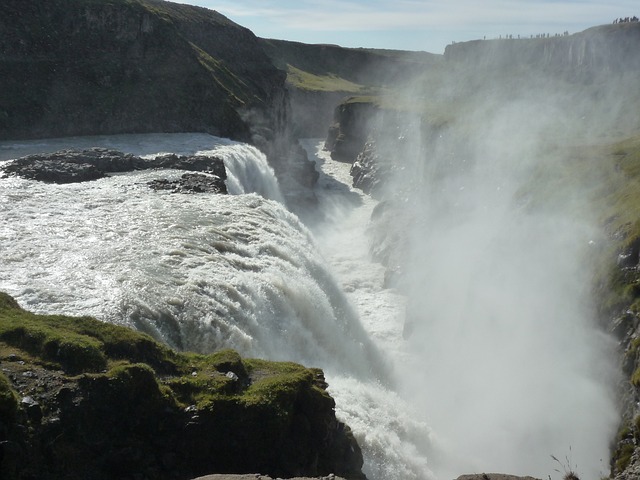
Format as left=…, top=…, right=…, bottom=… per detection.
left=455, top=475, right=541, bottom=480
left=325, top=102, right=378, bottom=164
left=147, top=173, right=227, bottom=194
left=1, top=149, right=228, bottom=191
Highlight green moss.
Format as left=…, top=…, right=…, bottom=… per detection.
left=0, top=292, right=329, bottom=425
left=165, top=372, right=234, bottom=407
left=105, top=362, right=173, bottom=405
left=207, top=348, right=247, bottom=374
left=163, top=350, right=245, bottom=407
left=243, top=359, right=318, bottom=412
left=0, top=315, right=107, bottom=374
left=0, top=371, right=18, bottom=420
left=0, top=292, right=22, bottom=311
left=189, top=42, right=248, bottom=106
left=591, top=135, right=640, bottom=313
left=615, top=442, right=635, bottom=472
left=0, top=293, right=180, bottom=374
left=286, top=65, right=367, bottom=93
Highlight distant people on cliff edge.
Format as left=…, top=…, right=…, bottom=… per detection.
left=613, top=16, right=639, bottom=23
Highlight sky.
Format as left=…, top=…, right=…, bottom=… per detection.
left=169, top=0, right=637, bottom=54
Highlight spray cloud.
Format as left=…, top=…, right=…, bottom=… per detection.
left=369, top=44, right=625, bottom=479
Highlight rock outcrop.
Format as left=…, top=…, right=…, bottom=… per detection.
left=259, top=38, right=440, bottom=139
left=444, top=23, right=640, bottom=75
left=455, top=475, right=541, bottom=480
left=0, top=292, right=366, bottom=480
left=325, top=101, right=379, bottom=163
left=0, top=0, right=285, bottom=142
left=148, top=173, right=228, bottom=194
left=1, top=148, right=227, bottom=191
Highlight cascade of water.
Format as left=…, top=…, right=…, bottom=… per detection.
left=1, top=130, right=619, bottom=480
left=207, top=143, right=284, bottom=202
left=0, top=135, right=383, bottom=381
left=301, top=139, right=437, bottom=480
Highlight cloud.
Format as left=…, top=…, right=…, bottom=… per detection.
left=201, top=0, right=636, bottom=30
left=171, top=0, right=640, bottom=51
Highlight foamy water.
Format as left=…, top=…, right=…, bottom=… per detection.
left=0, top=133, right=620, bottom=480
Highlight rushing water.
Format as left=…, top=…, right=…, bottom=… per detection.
left=0, top=133, right=620, bottom=480
left=0, top=133, right=429, bottom=478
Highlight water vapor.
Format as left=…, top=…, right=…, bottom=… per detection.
left=374, top=57, right=623, bottom=479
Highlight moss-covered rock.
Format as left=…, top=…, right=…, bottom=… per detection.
left=0, top=292, right=365, bottom=480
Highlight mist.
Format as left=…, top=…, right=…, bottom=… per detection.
left=363, top=57, right=624, bottom=479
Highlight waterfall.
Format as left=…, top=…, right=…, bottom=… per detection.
left=210, top=143, right=284, bottom=202
left=0, top=133, right=382, bottom=380
left=0, top=130, right=621, bottom=480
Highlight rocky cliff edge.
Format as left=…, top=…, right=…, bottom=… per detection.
left=0, top=292, right=365, bottom=480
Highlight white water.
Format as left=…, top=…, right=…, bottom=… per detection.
left=0, top=133, right=620, bottom=480
left=0, top=134, right=381, bottom=377
left=299, top=133, right=619, bottom=480
left=300, top=139, right=437, bottom=480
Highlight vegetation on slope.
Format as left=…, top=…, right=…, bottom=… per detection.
left=0, top=0, right=284, bottom=140
left=0, top=292, right=363, bottom=480
left=584, top=133, right=640, bottom=476
left=286, top=65, right=368, bottom=93
left=260, top=38, right=440, bottom=91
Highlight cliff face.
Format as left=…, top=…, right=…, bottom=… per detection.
left=444, top=23, right=640, bottom=75
left=259, top=38, right=441, bottom=138
left=260, top=38, right=440, bottom=87
left=0, top=0, right=285, bottom=142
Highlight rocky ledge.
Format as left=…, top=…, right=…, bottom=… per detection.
left=455, top=475, right=541, bottom=480
left=0, top=148, right=228, bottom=192
left=192, top=475, right=347, bottom=480
left=0, top=292, right=365, bottom=480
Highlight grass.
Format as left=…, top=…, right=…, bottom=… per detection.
left=0, top=371, right=18, bottom=420
left=0, top=292, right=328, bottom=417
left=0, top=292, right=182, bottom=375
left=286, top=65, right=368, bottom=93
left=190, top=42, right=248, bottom=106
left=551, top=448, right=580, bottom=480
left=589, top=134, right=640, bottom=315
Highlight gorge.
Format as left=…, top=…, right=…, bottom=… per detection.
left=2, top=2, right=640, bottom=480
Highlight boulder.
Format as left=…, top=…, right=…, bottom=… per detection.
left=1, top=148, right=228, bottom=190
left=147, top=173, right=227, bottom=194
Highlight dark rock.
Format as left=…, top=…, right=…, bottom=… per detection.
left=1, top=148, right=137, bottom=182
left=455, top=475, right=541, bottom=480
left=1, top=156, right=105, bottom=183
left=324, top=101, right=379, bottom=163
left=20, top=396, right=43, bottom=424
left=617, top=237, right=640, bottom=268
left=147, top=173, right=227, bottom=194
left=0, top=0, right=285, bottom=142
left=149, top=154, right=227, bottom=180
left=1, top=149, right=228, bottom=192
left=350, top=140, right=391, bottom=197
